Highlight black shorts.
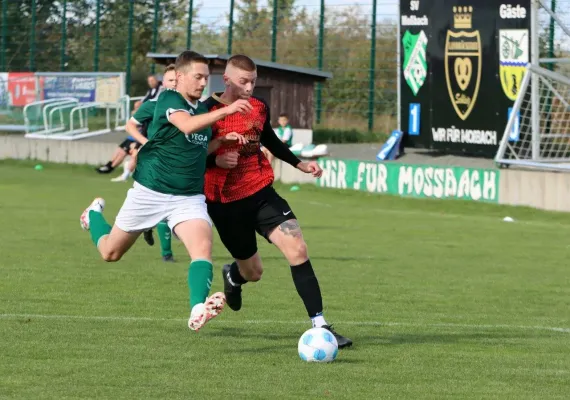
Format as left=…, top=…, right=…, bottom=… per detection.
left=207, top=185, right=296, bottom=260
left=118, top=138, right=140, bottom=153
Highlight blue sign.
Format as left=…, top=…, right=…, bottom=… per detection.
left=43, top=76, right=96, bottom=103
left=408, top=103, right=421, bottom=136
left=377, top=130, right=403, bottom=161
left=508, top=107, right=520, bottom=142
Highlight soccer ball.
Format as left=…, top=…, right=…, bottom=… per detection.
left=297, top=327, right=338, bottom=362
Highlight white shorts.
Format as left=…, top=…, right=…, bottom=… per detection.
left=115, top=182, right=211, bottom=233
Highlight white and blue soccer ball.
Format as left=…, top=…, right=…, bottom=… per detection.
left=297, top=327, right=338, bottom=362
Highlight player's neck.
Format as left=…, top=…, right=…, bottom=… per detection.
left=178, top=90, right=198, bottom=106
left=220, top=91, right=240, bottom=104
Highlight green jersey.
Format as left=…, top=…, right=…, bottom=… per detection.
left=133, top=89, right=211, bottom=196
left=132, top=99, right=156, bottom=126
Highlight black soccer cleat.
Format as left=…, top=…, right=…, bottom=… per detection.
left=96, top=162, right=114, bottom=174
left=222, top=264, right=242, bottom=311
left=322, top=325, right=353, bottom=349
left=162, top=254, right=175, bottom=262
left=143, top=229, right=155, bottom=246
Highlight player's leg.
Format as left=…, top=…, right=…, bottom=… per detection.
left=156, top=221, right=174, bottom=262
left=168, top=196, right=225, bottom=331
left=208, top=200, right=261, bottom=311
left=80, top=198, right=140, bottom=261
left=258, top=187, right=353, bottom=348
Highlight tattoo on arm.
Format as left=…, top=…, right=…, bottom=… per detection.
left=278, top=220, right=302, bottom=238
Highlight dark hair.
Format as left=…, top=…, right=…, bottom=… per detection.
left=279, top=113, right=289, bottom=119
left=227, top=54, right=256, bottom=72
left=175, top=51, right=208, bottom=72
left=164, top=64, right=176, bottom=73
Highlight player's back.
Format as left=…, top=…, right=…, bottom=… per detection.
left=203, top=93, right=274, bottom=203
left=134, top=89, right=211, bottom=196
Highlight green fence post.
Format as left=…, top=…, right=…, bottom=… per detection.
left=60, top=0, right=67, bottom=71
left=271, top=0, right=278, bottom=62
left=227, top=0, right=234, bottom=54
left=93, top=0, right=101, bottom=71
left=126, top=0, right=134, bottom=95
left=548, top=0, right=556, bottom=71
left=1, top=0, right=7, bottom=71
left=368, top=0, right=377, bottom=131
left=151, top=0, right=159, bottom=74
left=315, top=0, right=324, bottom=125
left=30, top=0, right=36, bottom=71
left=186, top=0, right=193, bottom=49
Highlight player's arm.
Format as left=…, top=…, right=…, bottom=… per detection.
left=125, top=118, right=148, bottom=145
left=169, top=99, right=252, bottom=135
left=260, top=105, right=322, bottom=178
left=207, top=132, right=248, bottom=154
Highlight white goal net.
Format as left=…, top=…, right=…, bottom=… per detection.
left=495, top=64, right=570, bottom=170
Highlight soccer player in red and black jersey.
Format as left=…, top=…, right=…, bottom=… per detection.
left=203, top=55, right=352, bottom=348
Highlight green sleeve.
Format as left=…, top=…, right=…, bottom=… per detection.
left=154, top=90, right=189, bottom=126
left=132, top=101, right=156, bottom=125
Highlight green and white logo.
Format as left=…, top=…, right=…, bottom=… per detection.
left=402, top=30, right=428, bottom=96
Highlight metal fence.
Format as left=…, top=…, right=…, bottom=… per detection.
left=0, top=0, right=566, bottom=132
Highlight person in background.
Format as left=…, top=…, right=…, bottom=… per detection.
left=133, top=74, right=162, bottom=112
left=262, top=112, right=293, bottom=163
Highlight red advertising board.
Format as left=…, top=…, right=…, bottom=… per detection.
left=7, top=72, right=40, bottom=106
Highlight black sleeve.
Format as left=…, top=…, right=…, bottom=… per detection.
left=206, top=153, right=217, bottom=169
left=259, top=101, right=301, bottom=167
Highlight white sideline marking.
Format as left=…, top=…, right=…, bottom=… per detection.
left=1, top=313, right=568, bottom=333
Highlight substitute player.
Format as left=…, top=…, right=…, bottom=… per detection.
left=123, top=64, right=177, bottom=262
left=79, top=51, right=251, bottom=331
left=203, top=55, right=352, bottom=347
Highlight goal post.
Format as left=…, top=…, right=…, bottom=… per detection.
left=495, top=64, right=570, bottom=170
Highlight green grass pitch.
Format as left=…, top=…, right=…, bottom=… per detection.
left=0, top=160, right=569, bottom=399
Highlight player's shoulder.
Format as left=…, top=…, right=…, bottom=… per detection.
left=203, top=93, right=222, bottom=110
left=251, top=95, right=269, bottom=111
left=157, top=88, right=184, bottom=103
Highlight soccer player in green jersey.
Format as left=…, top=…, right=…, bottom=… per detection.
left=79, top=51, right=251, bottom=331
left=123, top=64, right=177, bottom=262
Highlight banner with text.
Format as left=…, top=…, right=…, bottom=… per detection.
left=399, top=0, right=531, bottom=157
left=317, top=158, right=499, bottom=203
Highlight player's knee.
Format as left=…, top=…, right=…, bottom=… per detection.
left=101, top=249, right=122, bottom=262
left=286, top=239, right=309, bottom=264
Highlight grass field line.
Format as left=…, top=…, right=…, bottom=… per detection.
left=304, top=200, right=569, bottom=229
left=1, top=313, right=568, bottom=333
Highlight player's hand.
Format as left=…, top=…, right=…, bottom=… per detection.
left=296, top=161, right=323, bottom=178
left=220, top=132, right=248, bottom=146
left=216, top=152, right=239, bottom=169
left=226, top=99, right=252, bottom=115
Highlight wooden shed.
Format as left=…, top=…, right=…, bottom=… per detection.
left=146, top=52, right=332, bottom=129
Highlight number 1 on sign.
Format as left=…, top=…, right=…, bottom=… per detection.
left=409, top=103, right=420, bottom=136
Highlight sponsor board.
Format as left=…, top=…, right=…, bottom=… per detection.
left=317, top=158, right=499, bottom=203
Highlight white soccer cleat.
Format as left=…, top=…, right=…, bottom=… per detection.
left=188, top=292, right=226, bottom=332
left=110, top=176, right=128, bottom=182
left=80, top=197, right=106, bottom=231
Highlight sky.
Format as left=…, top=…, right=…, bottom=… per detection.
left=192, top=0, right=399, bottom=25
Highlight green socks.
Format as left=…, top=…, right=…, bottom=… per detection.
left=157, top=221, right=172, bottom=257
left=88, top=210, right=111, bottom=247
left=188, top=260, right=213, bottom=308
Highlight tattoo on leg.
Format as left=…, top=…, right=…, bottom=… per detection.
left=278, top=220, right=302, bottom=238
